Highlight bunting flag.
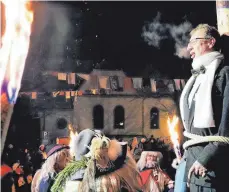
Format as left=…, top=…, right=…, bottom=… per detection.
left=53, top=91, right=60, bottom=97
left=50, top=71, right=58, bottom=76
left=132, top=78, right=142, bottom=89
left=71, top=91, right=75, bottom=97
left=109, top=76, right=119, bottom=90
left=77, top=73, right=90, bottom=81
left=58, top=73, right=67, bottom=81
left=59, top=91, right=65, bottom=96
left=31, top=92, right=37, bottom=99
left=174, top=79, right=181, bottom=91
left=65, top=91, right=70, bottom=99
left=90, top=75, right=99, bottom=89
left=150, top=79, right=157, bottom=92
left=118, top=76, right=124, bottom=88
left=98, top=76, right=108, bottom=89
left=91, top=89, right=97, bottom=95
left=77, top=90, right=83, bottom=96
left=180, top=79, right=186, bottom=89
left=124, top=77, right=133, bottom=90
left=67, top=73, right=76, bottom=85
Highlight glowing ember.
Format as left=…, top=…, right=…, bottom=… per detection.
left=0, top=0, right=33, bottom=103
left=167, top=115, right=182, bottom=161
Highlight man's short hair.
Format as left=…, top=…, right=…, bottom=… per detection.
left=190, top=24, right=221, bottom=51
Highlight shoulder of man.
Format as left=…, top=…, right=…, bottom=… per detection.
left=214, top=65, right=229, bottom=93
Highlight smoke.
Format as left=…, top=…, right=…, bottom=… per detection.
left=42, top=4, right=72, bottom=69
left=142, top=12, right=193, bottom=59
left=24, top=3, right=79, bottom=91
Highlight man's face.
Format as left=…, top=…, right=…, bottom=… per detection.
left=187, top=29, right=215, bottom=59
left=146, top=154, right=157, bottom=163
left=145, top=154, right=158, bottom=168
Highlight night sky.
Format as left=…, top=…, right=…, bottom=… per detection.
left=1, top=1, right=219, bottom=148
left=19, top=1, right=217, bottom=90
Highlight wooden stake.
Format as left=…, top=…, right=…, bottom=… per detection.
left=1, top=104, right=14, bottom=156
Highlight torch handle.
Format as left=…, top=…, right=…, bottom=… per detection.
left=1, top=104, right=14, bottom=156
left=174, top=145, right=182, bottom=164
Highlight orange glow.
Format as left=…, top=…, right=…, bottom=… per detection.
left=0, top=0, right=33, bottom=102
left=68, top=124, right=78, bottom=155
left=167, top=115, right=181, bottom=161
left=167, top=115, right=179, bottom=147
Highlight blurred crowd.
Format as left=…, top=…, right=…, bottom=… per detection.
left=1, top=132, right=178, bottom=192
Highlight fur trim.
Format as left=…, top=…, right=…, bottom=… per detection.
left=78, top=152, right=142, bottom=192
left=108, top=140, right=122, bottom=161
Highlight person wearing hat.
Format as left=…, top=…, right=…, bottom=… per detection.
left=137, top=151, right=174, bottom=192
left=35, top=144, right=71, bottom=192
left=51, top=129, right=142, bottom=192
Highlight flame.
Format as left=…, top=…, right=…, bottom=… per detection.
left=167, top=115, right=179, bottom=148
left=0, top=0, right=33, bottom=103
left=68, top=124, right=78, bottom=156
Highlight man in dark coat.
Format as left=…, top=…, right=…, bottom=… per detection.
left=176, top=24, right=229, bottom=192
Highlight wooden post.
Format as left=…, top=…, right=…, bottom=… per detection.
left=216, top=0, right=229, bottom=35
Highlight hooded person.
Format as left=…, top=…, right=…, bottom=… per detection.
left=34, top=144, right=71, bottom=192
left=51, top=128, right=142, bottom=192
left=137, top=151, right=174, bottom=192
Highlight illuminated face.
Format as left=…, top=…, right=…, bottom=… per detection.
left=146, top=154, right=157, bottom=163
left=56, top=150, right=71, bottom=171
left=187, top=29, right=215, bottom=59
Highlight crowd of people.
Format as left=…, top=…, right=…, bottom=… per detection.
left=1, top=144, right=44, bottom=192
left=1, top=132, right=177, bottom=192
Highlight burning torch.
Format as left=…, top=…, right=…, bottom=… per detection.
left=167, top=115, right=182, bottom=163
left=0, top=0, right=33, bottom=155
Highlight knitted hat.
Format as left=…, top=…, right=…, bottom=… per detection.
left=45, top=144, right=69, bottom=158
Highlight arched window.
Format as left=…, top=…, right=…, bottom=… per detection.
left=150, top=107, right=159, bottom=129
left=93, top=105, right=104, bottom=129
left=114, top=105, right=125, bottom=129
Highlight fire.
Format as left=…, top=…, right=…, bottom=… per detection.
left=0, top=0, right=33, bottom=103
left=167, top=115, right=179, bottom=147
left=167, top=115, right=181, bottom=161
left=68, top=124, right=78, bottom=156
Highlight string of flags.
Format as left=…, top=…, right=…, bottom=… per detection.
left=19, top=79, right=186, bottom=100
left=42, top=71, right=186, bottom=92
left=19, top=90, right=86, bottom=100
left=17, top=71, right=188, bottom=101
left=43, top=71, right=78, bottom=85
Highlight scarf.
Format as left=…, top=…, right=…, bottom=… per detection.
left=180, top=51, right=224, bottom=129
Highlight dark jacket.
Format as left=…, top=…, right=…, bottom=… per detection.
left=184, top=64, right=229, bottom=188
